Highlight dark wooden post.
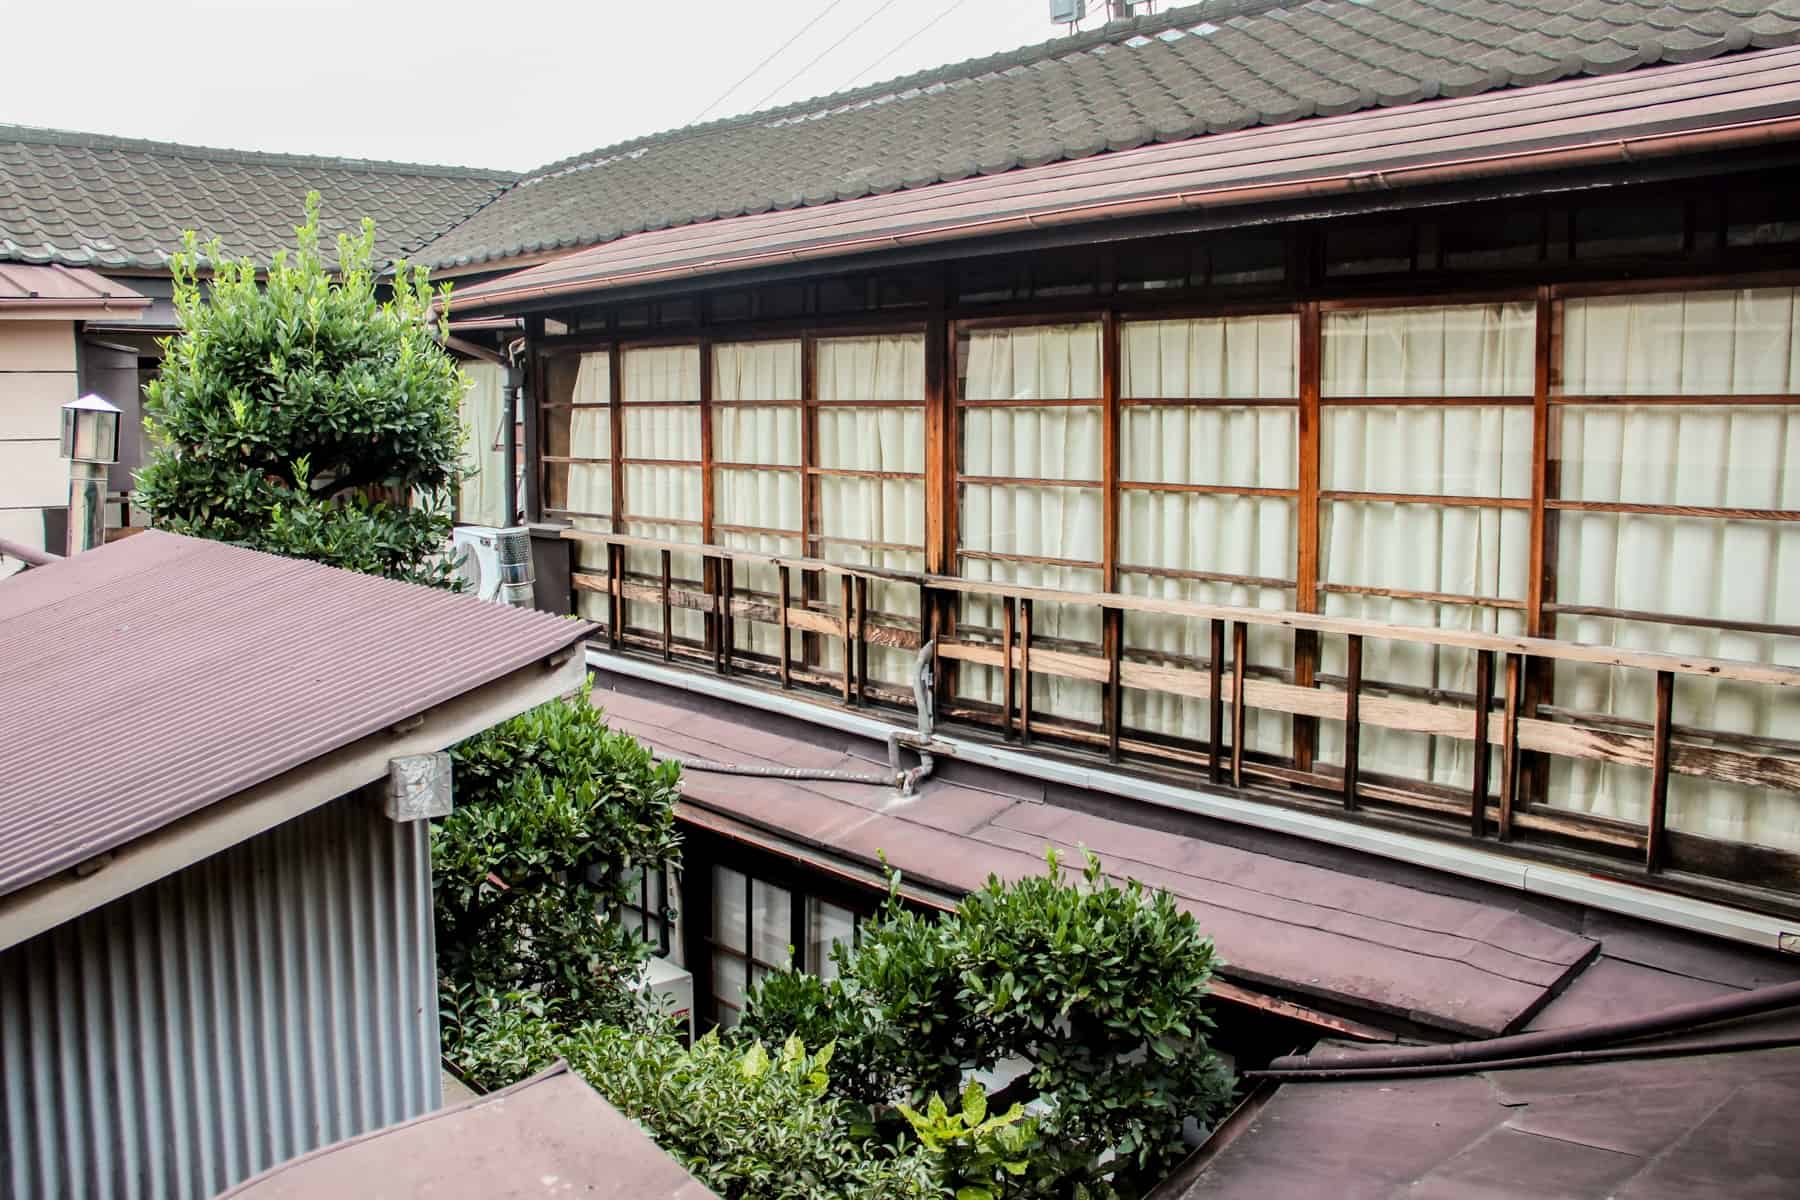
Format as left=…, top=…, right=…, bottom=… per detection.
left=778, top=566, right=792, bottom=687
left=1106, top=607, right=1124, bottom=764
left=840, top=573, right=855, bottom=705
left=1001, top=597, right=1016, bottom=739
left=660, top=548, right=673, bottom=661
left=1208, top=618, right=1225, bottom=784
left=1470, top=649, right=1494, bottom=836
left=1647, top=670, right=1675, bottom=872
left=1231, top=621, right=1248, bottom=789
left=1342, top=634, right=1363, bottom=811
left=1498, top=652, right=1523, bottom=841
left=1019, top=598, right=1034, bottom=746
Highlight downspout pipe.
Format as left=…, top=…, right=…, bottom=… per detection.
left=1259, top=978, right=1800, bottom=1078
left=502, top=360, right=523, bottom=529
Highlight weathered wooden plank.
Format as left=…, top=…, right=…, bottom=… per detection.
left=1516, top=718, right=1655, bottom=769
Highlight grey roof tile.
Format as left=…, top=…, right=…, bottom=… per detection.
left=13, top=2, right=1795, bottom=275
left=414, top=0, right=1800, bottom=270
left=0, top=125, right=514, bottom=269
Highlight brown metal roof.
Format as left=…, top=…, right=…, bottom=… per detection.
left=0, top=263, right=148, bottom=313
left=218, top=1061, right=720, bottom=1199
left=592, top=674, right=1598, bottom=1038
left=0, top=531, right=594, bottom=901
left=1177, top=1030, right=1800, bottom=1198
left=451, top=46, right=1800, bottom=312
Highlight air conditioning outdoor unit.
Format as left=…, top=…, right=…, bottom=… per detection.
left=635, top=956, right=695, bottom=1045
left=452, top=525, right=534, bottom=606
left=452, top=526, right=504, bottom=602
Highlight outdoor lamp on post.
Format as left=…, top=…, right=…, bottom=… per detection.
left=61, top=394, right=121, bottom=557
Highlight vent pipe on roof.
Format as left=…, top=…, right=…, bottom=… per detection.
left=60, top=395, right=121, bottom=556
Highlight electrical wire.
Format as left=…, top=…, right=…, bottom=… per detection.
left=689, top=0, right=854, bottom=125
left=745, top=0, right=909, bottom=114
left=835, top=0, right=974, bottom=93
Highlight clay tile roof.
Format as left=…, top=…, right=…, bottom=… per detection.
left=450, top=44, right=1800, bottom=312
left=0, top=531, right=595, bottom=902
left=0, top=124, right=515, bottom=269
left=415, top=0, right=1800, bottom=271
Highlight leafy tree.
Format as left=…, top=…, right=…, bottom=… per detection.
left=137, top=193, right=465, bottom=587
left=436, top=686, right=682, bottom=1031
left=741, top=850, right=1236, bottom=1199
left=442, top=1002, right=938, bottom=1200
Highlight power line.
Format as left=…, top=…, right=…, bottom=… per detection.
left=836, top=0, right=974, bottom=93
left=746, top=0, right=909, bottom=114
left=688, top=0, right=853, bottom=125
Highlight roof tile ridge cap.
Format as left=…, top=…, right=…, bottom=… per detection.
left=517, top=0, right=1303, bottom=183
left=0, top=122, right=518, bottom=181
left=405, top=177, right=525, bottom=258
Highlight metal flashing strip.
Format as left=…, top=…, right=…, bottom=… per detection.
left=588, top=648, right=1797, bottom=954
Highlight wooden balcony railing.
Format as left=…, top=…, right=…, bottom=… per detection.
left=561, top=528, right=1800, bottom=903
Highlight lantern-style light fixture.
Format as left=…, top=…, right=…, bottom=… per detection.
left=61, top=394, right=122, bottom=556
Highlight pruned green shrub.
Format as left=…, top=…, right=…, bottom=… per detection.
left=442, top=1000, right=938, bottom=1200
left=435, top=686, right=682, bottom=1030
left=137, top=192, right=465, bottom=587
left=741, top=850, right=1236, bottom=1199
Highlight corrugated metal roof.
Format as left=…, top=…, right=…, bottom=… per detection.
left=0, top=263, right=148, bottom=312
left=0, top=531, right=594, bottom=901
left=451, top=46, right=1800, bottom=311
left=219, top=1061, right=720, bottom=1200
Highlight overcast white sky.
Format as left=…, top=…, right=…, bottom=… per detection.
left=0, top=0, right=1152, bottom=172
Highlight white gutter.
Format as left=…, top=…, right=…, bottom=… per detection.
left=590, top=648, right=1799, bottom=955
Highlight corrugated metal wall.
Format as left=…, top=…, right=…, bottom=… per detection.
left=0, top=794, right=439, bottom=1200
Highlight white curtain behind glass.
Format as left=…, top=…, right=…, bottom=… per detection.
left=1317, top=304, right=1534, bottom=789
left=817, top=334, right=926, bottom=685
left=714, top=340, right=802, bottom=660
left=622, top=346, right=703, bottom=639
left=960, top=324, right=1104, bottom=721
left=457, top=361, right=508, bottom=528
left=1555, top=289, right=1800, bottom=849
left=1119, top=315, right=1298, bottom=753
left=567, top=352, right=612, bottom=620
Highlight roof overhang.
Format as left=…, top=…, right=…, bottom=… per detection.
left=0, top=648, right=584, bottom=953
left=0, top=263, right=149, bottom=320
left=450, top=47, right=1800, bottom=315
